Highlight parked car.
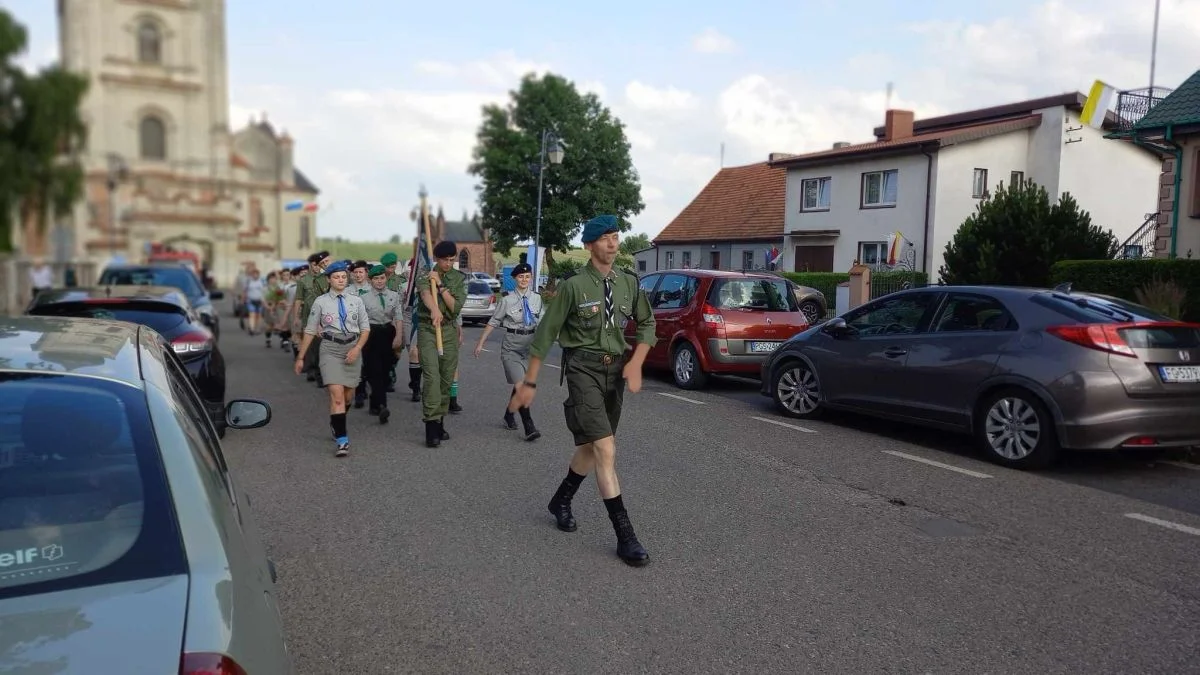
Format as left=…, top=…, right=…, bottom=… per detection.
left=793, top=285, right=829, bottom=324
left=461, top=280, right=499, bottom=325
left=97, top=263, right=224, bottom=340
left=760, top=284, right=1200, bottom=469
left=25, top=285, right=229, bottom=438
left=471, top=271, right=502, bottom=292
left=0, top=315, right=291, bottom=674
left=629, top=270, right=810, bottom=389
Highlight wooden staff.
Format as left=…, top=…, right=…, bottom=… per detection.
left=419, top=192, right=444, bottom=355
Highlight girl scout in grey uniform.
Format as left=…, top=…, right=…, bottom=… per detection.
left=473, top=262, right=542, bottom=440
left=293, top=260, right=371, bottom=457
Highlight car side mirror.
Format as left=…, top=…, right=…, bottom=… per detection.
left=209, top=290, right=225, bottom=300
left=226, top=399, right=271, bottom=429
left=822, top=317, right=851, bottom=338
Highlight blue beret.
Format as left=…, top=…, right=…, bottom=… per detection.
left=581, top=214, right=619, bottom=243
left=324, top=260, right=349, bottom=276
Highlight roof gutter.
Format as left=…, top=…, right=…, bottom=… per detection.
left=1165, top=125, right=1182, bottom=258
left=920, top=144, right=937, bottom=275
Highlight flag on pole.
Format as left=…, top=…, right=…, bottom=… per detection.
left=765, top=246, right=781, bottom=266
left=886, top=231, right=913, bottom=266
left=1080, top=80, right=1116, bottom=130
left=284, top=200, right=304, bottom=211
left=406, top=209, right=434, bottom=342
left=303, top=202, right=319, bottom=212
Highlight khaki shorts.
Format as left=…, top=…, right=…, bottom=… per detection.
left=562, top=351, right=626, bottom=446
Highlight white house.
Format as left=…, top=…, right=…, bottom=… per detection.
left=768, top=93, right=1162, bottom=279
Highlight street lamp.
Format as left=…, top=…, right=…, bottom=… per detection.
left=105, top=153, right=128, bottom=260
left=533, top=129, right=565, bottom=280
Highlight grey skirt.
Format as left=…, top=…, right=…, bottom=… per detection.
left=319, top=336, right=363, bottom=388
left=500, top=331, right=534, bottom=384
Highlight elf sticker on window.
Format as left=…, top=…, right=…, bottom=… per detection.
left=0, top=544, right=64, bottom=569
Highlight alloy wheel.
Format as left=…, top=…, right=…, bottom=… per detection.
left=674, top=347, right=694, bottom=385
left=777, top=366, right=819, bottom=415
left=800, top=301, right=821, bottom=325
left=984, top=397, right=1040, bottom=460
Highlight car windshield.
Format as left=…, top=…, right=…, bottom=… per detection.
left=99, top=267, right=205, bottom=301
left=709, top=279, right=799, bottom=312
left=467, top=281, right=492, bottom=295
left=28, top=303, right=190, bottom=335
left=0, top=374, right=184, bottom=598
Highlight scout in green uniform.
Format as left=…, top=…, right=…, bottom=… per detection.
left=516, top=215, right=656, bottom=567
left=416, top=240, right=468, bottom=447
left=381, top=251, right=406, bottom=392
left=293, top=251, right=332, bottom=384
left=348, top=260, right=372, bottom=407
left=362, top=264, right=403, bottom=422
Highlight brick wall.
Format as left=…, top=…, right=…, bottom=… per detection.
left=1155, top=155, right=1176, bottom=258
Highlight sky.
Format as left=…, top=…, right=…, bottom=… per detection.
left=7, top=0, right=1200, bottom=245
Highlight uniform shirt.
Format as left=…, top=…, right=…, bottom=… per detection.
left=529, top=261, right=656, bottom=359
left=415, top=267, right=468, bottom=322
left=299, top=273, right=331, bottom=321
left=386, top=273, right=407, bottom=293
left=489, top=288, right=543, bottom=330
left=349, top=282, right=371, bottom=297
left=305, top=289, right=370, bottom=337
left=284, top=281, right=298, bottom=306
left=365, top=287, right=402, bottom=324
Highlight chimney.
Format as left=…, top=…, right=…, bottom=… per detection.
left=883, top=110, right=914, bottom=142
left=832, top=142, right=851, bottom=149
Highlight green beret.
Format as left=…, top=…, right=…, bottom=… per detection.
left=368, top=264, right=387, bottom=277
left=581, top=214, right=619, bottom=243
left=380, top=252, right=398, bottom=265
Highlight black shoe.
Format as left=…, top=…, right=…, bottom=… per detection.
left=612, top=512, right=649, bottom=567
left=547, top=478, right=583, bottom=533
left=411, top=390, right=421, bottom=402
left=307, top=373, right=316, bottom=382
left=387, top=384, right=396, bottom=393
left=449, top=397, right=463, bottom=414
left=424, top=420, right=441, bottom=448
left=503, top=411, right=519, bottom=431
left=519, top=406, right=540, bottom=442
left=379, top=407, right=390, bottom=425
left=438, top=418, right=450, bottom=440
left=354, top=397, right=365, bottom=409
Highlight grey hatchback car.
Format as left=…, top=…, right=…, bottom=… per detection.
left=0, top=316, right=292, bottom=673
left=761, top=285, right=1200, bottom=469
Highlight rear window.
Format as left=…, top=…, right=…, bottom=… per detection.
left=28, top=303, right=189, bottom=335
left=0, top=374, right=185, bottom=599
left=708, top=278, right=799, bottom=312
left=99, top=267, right=204, bottom=300
left=1119, top=325, right=1200, bottom=349
left=467, top=281, right=492, bottom=295
left=1031, top=292, right=1173, bottom=323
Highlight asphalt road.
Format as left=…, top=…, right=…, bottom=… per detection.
left=217, top=317, right=1200, bottom=675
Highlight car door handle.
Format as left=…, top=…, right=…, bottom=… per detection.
left=883, top=347, right=908, bottom=357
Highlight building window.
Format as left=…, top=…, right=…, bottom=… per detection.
left=861, top=170, right=898, bottom=208
left=801, top=177, right=831, bottom=211
left=637, top=260, right=646, bottom=272
left=299, top=216, right=311, bottom=249
left=681, top=251, right=692, bottom=268
left=1010, top=170, right=1024, bottom=187
left=458, top=249, right=470, bottom=270
left=859, top=241, right=887, bottom=266
left=973, top=168, right=989, bottom=198
left=137, top=20, right=162, bottom=64
left=139, top=115, right=166, bottom=160
left=742, top=250, right=754, bottom=269
left=665, top=251, right=674, bottom=268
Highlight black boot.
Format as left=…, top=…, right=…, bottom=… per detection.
left=547, top=470, right=585, bottom=532
left=424, top=420, right=441, bottom=448
left=449, top=396, right=463, bottom=414
left=378, top=406, right=390, bottom=425
left=438, top=418, right=450, bottom=440
left=502, top=410, right=519, bottom=431
left=518, top=406, right=540, bottom=441
left=609, top=507, right=649, bottom=567
left=409, top=366, right=422, bottom=402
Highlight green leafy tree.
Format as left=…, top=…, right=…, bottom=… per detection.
left=619, top=232, right=650, bottom=256
left=0, top=8, right=89, bottom=253
left=939, top=179, right=1120, bottom=287
left=469, top=73, right=644, bottom=268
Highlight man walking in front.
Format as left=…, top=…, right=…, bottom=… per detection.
left=515, top=215, right=656, bottom=567
left=416, top=240, right=468, bottom=447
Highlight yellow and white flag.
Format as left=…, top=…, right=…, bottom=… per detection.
left=1080, top=80, right=1116, bottom=129
left=886, top=231, right=912, bottom=266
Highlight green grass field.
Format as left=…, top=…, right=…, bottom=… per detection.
left=318, top=238, right=593, bottom=268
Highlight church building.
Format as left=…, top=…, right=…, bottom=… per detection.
left=428, top=206, right=496, bottom=276
left=41, top=0, right=319, bottom=287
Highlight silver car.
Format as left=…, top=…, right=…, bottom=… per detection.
left=0, top=316, right=292, bottom=673
left=461, top=280, right=498, bottom=325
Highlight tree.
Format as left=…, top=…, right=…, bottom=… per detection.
left=939, top=179, right=1120, bottom=287
left=469, top=73, right=644, bottom=268
left=0, top=8, right=89, bottom=253
left=619, top=232, right=650, bottom=256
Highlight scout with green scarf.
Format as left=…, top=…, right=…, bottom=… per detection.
left=381, top=251, right=406, bottom=391
left=295, top=250, right=332, bottom=385
left=416, top=240, right=468, bottom=447
left=515, top=214, right=656, bottom=567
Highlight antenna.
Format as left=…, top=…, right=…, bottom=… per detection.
left=720, top=142, right=725, bottom=168
left=1149, top=0, right=1161, bottom=91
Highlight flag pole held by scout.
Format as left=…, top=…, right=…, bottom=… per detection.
left=418, top=186, right=444, bottom=355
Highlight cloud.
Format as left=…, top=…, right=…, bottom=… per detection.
left=624, top=81, right=700, bottom=113
left=692, top=28, right=736, bottom=54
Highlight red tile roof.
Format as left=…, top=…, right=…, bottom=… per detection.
left=654, top=161, right=785, bottom=244
left=769, top=115, right=1043, bottom=168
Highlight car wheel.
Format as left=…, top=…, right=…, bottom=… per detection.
left=772, top=360, right=822, bottom=419
left=799, top=300, right=822, bottom=325
left=672, top=342, right=707, bottom=390
left=976, top=388, right=1059, bottom=469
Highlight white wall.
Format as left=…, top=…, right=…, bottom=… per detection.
left=1173, top=136, right=1200, bottom=258
left=783, top=153, right=932, bottom=274
left=930, top=131, right=1032, bottom=277
left=646, top=241, right=781, bottom=271
left=1057, top=110, right=1161, bottom=244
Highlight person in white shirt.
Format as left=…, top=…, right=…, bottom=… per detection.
left=243, top=268, right=266, bottom=335
left=29, top=258, right=53, bottom=301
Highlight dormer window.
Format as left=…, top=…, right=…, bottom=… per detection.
left=137, top=20, right=161, bottom=64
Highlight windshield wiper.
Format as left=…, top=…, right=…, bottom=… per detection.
left=1049, top=292, right=1135, bottom=321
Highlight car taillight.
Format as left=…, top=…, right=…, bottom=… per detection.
left=701, top=303, right=724, bottom=327
left=180, top=652, right=248, bottom=675
left=1046, top=324, right=1136, bottom=357
left=172, top=330, right=213, bottom=356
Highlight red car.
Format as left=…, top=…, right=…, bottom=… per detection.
left=627, top=270, right=810, bottom=389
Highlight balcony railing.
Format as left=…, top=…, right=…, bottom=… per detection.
left=1112, top=87, right=1173, bottom=131
left=1116, top=213, right=1158, bottom=259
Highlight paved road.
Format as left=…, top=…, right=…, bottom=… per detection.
left=217, top=318, right=1200, bottom=674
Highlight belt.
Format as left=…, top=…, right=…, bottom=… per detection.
left=506, top=327, right=536, bottom=335
left=369, top=323, right=393, bottom=328
left=568, top=349, right=624, bottom=365
left=321, top=333, right=357, bottom=345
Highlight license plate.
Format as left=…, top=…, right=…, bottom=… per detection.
left=1159, top=365, right=1200, bottom=383
left=749, top=341, right=782, bottom=353
left=0, top=445, right=14, bottom=469
left=466, top=299, right=484, bottom=307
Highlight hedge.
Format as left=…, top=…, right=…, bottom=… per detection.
left=1049, top=259, right=1200, bottom=321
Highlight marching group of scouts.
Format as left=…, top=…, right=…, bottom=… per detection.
left=268, top=215, right=654, bottom=566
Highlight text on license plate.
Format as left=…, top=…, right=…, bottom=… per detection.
left=749, top=341, right=782, bottom=353
left=466, top=299, right=485, bottom=307
left=1159, top=365, right=1200, bottom=383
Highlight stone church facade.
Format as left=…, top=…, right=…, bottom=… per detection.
left=28, top=0, right=319, bottom=287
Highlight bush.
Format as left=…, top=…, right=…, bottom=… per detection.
left=1049, top=259, right=1200, bottom=320
left=1134, top=279, right=1187, bottom=319
left=940, top=180, right=1119, bottom=287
